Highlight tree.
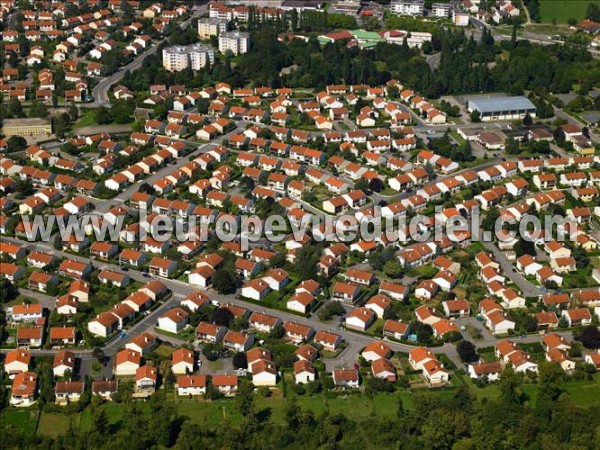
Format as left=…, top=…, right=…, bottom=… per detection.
left=164, top=367, right=176, bottom=389
left=510, top=22, right=518, bottom=48
left=365, top=376, right=394, bottom=394
left=235, top=380, right=255, bottom=416
left=52, top=113, right=70, bottom=140
left=270, top=323, right=285, bottom=339
left=470, top=110, right=481, bottom=123
left=522, top=113, right=533, bottom=126
left=212, top=269, right=239, bottom=295
left=396, top=397, right=405, bottom=418
left=586, top=2, right=600, bottom=21
left=213, top=307, right=234, bottom=327
left=456, top=340, right=478, bottom=363
left=482, top=207, right=500, bottom=232
left=202, top=343, right=221, bottom=361
left=383, top=259, right=403, bottom=278
left=422, top=161, right=435, bottom=179
left=284, top=396, right=302, bottom=430
left=95, top=106, right=111, bottom=124
left=69, top=103, right=78, bottom=121
left=572, top=246, right=590, bottom=269
left=505, top=137, right=520, bottom=155
left=499, top=365, right=524, bottom=405
left=0, top=279, right=18, bottom=304
left=28, top=100, right=47, bottom=118
left=7, top=98, right=24, bottom=118
left=111, top=102, right=134, bottom=124
left=422, top=40, right=433, bottom=54
left=92, top=347, right=105, bottom=364
left=233, top=352, right=248, bottom=370
left=239, top=176, right=255, bottom=192
left=292, top=245, right=320, bottom=280
left=412, top=321, right=433, bottom=344
left=318, top=301, right=345, bottom=321
left=230, top=316, right=249, bottom=331
left=575, top=326, right=600, bottom=349
left=6, top=135, right=27, bottom=153
left=514, top=237, right=536, bottom=257
left=355, top=178, right=369, bottom=192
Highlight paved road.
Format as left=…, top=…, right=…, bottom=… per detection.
left=18, top=289, right=56, bottom=311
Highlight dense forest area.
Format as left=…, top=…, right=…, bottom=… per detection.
left=3, top=365, right=600, bottom=450
left=121, top=25, right=600, bottom=101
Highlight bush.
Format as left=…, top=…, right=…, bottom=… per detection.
left=292, top=383, right=306, bottom=395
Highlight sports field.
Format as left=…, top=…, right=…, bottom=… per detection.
left=539, top=0, right=596, bottom=24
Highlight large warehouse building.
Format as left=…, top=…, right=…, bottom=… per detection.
left=467, top=96, right=536, bottom=122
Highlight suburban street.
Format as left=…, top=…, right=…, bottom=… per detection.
left=482, top=241, right=546, bottom=297
left=1, top=227, right=581, bottom=375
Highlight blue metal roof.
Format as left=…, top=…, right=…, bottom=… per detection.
left=468, top=96, right=536, bottom=113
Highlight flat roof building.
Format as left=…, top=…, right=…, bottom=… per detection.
left=431, top=3, right=452, bottom=18
left=334, top=0, right=361, bottom=15
left=1, top=118, right=52, bottom=137
left=218, top=31, right=250, bottom=55
left=162, top=44, right=215, bottom=72
left=198, top=18, right=229, bottom=40
left=280, top=0, right=324, bottom=11
left=467, top=96, right=536, bottom=122
left=391, top=0, right=425, bottom=16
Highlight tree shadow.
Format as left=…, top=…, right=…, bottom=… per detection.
left=256, top=407, right=272, bottom=423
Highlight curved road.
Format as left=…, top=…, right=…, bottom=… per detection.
left=88, top=5, right=207, bottom=107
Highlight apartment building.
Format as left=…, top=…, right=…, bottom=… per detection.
left=390, top=0, right=424, bottom=16
left=162, top=44, right=215, bottom=72
left=218, top=31, right=250, bottom=55
left=198, top=18, right=229, bottom=39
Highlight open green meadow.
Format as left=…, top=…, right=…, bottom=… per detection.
left=539, top=0, right=595, bottom=24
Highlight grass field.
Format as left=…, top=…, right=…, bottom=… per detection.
left=0, top=409, right=38, bottom=434
left=561, top=373, right=600, bottom=405
left=539, top=0, right=593, bottom=24
left=74, top=109, right=98, bottom=129
left=37, top=413, right=80, bottom=438
left=168, top=393, right=416, bottom=426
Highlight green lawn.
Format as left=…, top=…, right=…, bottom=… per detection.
left=463, top=373, right=600, bottom=407
left=80, top=401, right=150, bottom=432
left=37, top=412, right=80, bottom=438
left=151, top=343, right=176, bottom=359
left=74, top=109, right=98, bottom=129
left=0, top=409, right=38, bottom=434
left=176, top=392, right=412, bottom=426
left=539, top=0, right=592, bottom=24
left=562, top=373, right=600, bottom=406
